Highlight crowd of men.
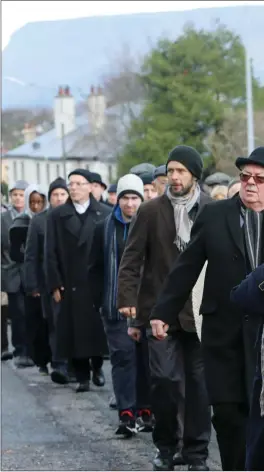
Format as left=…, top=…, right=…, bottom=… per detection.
left=1, top=145, right=264, bottom=472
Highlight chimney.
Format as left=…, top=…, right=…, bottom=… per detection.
left=87, top=84, right=106, bottom=134
left=54, top=85, right=76, bottom=138
left=22, top=122, right=37, bottom=143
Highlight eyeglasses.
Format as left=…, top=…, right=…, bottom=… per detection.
left=67, top=182, right=89, bottom=188
left=239, top=172, right=264, bottom=185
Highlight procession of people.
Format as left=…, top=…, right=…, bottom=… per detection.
left=1, top=145, right=264, bottom=471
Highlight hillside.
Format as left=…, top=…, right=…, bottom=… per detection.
left=2, top=5, right=264, bottom=109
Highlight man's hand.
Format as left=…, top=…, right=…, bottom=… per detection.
left=119, top=307, right=136, bottom=318
left=150, top=319, right=169, bottom=340
left=32, top=291, right=40, bottom=298
left=53, top=287, right=64, bottom=303
left=128, top=327, right=141, bottom=342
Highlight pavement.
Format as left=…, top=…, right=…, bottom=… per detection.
left=1, top=360, right=221, bottom=471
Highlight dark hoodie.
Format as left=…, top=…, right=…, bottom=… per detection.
left=9, top=184, right=48, bottom=263
left=88, top=204, right=131, bottom=321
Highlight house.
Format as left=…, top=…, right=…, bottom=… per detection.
left=3, top=86, right=125, bottom=189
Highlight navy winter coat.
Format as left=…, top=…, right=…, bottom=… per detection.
left=231, top=264, right=264, bottom=316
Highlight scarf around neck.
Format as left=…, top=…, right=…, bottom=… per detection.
left=167, top=184, right=201, bottom=252
left=241, top=205, right=263, bottom=271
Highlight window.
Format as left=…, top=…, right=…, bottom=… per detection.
left=20, top=161, right=25, bottom=179
left=36, top=163, right=40, bottom=183
left=46, top=163, right=50, bottom=184
left=108, top=165, right=113, bottom=182
left=56, top=164, right=60, bottom=177
left=13, top=161, right=17, bottom=181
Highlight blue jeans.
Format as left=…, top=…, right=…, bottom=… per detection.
left=103, top=319, right=150, bottom=413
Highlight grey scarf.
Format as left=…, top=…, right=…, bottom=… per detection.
left=10, top=206, right=21, bottom=220
left=167, top=184, right=201, bottom=252
left=241, top=207, right=263, bottom=271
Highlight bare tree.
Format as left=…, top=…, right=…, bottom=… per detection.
left=205, top=109, right=264, bottom=175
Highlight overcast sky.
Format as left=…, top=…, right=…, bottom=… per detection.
left=2, top=0, right=262, bottom=50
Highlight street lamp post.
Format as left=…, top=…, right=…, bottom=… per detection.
left=245, top=47, right=255, bottom=154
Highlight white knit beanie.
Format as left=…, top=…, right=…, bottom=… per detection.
left=117, top=174, right=144, bottom=201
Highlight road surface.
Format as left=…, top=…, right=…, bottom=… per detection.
left=2, top=361, right=221, bottom=470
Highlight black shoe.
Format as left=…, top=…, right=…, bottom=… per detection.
left=115, top=410, right=137, bottom=438
left=109, top=395, right=117, bottom=409
left=188, top=461, right=209, bottom=471
left=39, top=365, right=49, bottom=375
left=92, top=368, right=105, bottom=387
left=14, top=356, right=34, bottom=368
left=1, top=350, right=13, bottom=361
left=76, top=381, right=90, bottom=393
left=136, top=409, right=154, bottom=432
left=51, top=368, right=69, bottom=385
left=173, top=451, right=186, bottom=466
left=153, top=451, right=174, bottom=471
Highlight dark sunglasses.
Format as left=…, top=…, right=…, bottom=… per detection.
left=240, top=172, right=264, bottom=185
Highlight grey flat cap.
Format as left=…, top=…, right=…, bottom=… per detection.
left=130, top=163, right=156, bottom=176
left=154, top=165, right=167, bottom=179
left=204, top=172, right=231, bottom=187
left=9, top=180, right=29, bottom=192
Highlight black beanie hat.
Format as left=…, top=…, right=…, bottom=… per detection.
left=68, top=168, right=92, bottom=183
left=48, top=177, right=69, bottom=201
left=166, top=145, right=203, bottom=180
left=140, top=172, right=154, bottom=186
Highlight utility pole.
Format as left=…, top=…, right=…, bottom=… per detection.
left=245, top=47, right=255, bottom=154
left=61, top=123, right=67, bottom=179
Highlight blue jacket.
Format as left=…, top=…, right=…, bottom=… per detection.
left=230, top=264, right=264, bottom=316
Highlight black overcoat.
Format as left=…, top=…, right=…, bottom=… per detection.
left=44, top=196, right=110, bottom=359
left=151, top=195, right=264, bottom=405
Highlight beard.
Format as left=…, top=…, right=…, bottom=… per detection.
left=170, top=180, right=195, bottom=197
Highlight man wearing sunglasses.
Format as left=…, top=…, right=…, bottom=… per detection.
left=149, top=147, right=264, bottom=471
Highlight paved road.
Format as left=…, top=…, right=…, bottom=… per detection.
left=2, top=361, right=221, bottom=471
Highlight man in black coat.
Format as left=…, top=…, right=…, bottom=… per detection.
left=44, top=169, right=111, bottom=393
left=24, top=178, right=69, bottom=375
left=150, top=147, right=264, bottom=471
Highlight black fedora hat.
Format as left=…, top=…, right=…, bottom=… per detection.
left=235, top=146, right=264, bottom=169
left=90, top=172, right=107, bottom=190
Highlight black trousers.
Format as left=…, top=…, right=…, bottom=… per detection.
left=148, top=330, right=211, bottom=463
left=25, top=295, right=51, bottom=367
left=246, top=353, right=264, bottom=471
left=72, top=357, right=103, bottom=383
left=8, top=291, right=28, bottom=357
left=212, top=403, right=248, bottom=471
left=1, top=305, right=9, bottom=352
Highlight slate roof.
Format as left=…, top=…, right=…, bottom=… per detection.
left=4, top=101, right=144, bottom=162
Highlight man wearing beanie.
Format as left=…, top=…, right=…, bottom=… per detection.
left=149, top=146, right=264, bottom=471
left=1, top=179, right=30, bottom=365
left=88, top=174, right=151, bottom=437
left=24, top=177, right=69, bottom=377
left=117, top=145, right=211, bottom=470
left=44, top=168, right=111, bottom=393
left=140, top=172, right=158, bottom=201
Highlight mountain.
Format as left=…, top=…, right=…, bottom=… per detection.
left=2, top=5, right=264, bottom=109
